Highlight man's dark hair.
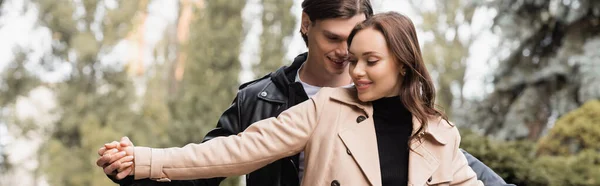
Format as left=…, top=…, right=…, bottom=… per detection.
left=301, top=0, right=374, bottom=46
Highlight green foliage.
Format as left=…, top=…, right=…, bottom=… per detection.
left=530, top=150, right=600, bottom=186
left=255, top=0, right=296, bottom=76
left=461, top=117, right=600, bottom=186
left=0, top=50, right=41, bottom=177
left=460, top=129, right=537, bottom=184
left=0, top=51, right=40, bottom=106
left=537, top=100, right=600, bottom=156
left=33, top=0, right=145, bottom=185
left=26, top=0, right=287, bottom=185
left=166, top=0, right=244, bottom=147
left=164, top=0, right=246, bottom=185
left=411, top=0, right=476, bottom=119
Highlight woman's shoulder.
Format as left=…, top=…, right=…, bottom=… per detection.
left=425, top=116, right=461, bottom=144
left=317, top=87, right=356, bottom=95
left=313, top=87, right=359, bottom=102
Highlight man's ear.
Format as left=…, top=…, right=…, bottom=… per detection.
left=301, top=12, right=311, bottom=34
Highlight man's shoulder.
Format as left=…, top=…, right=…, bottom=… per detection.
left=236, top=72, right=287, bottom=104
left=238, top=73, right=273, bottom=93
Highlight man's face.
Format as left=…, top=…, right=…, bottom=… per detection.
left=302, top=14, right=367, bottom=75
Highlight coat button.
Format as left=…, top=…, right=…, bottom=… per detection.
left=346, top=148, right=352, bottom=155
left=260, top=91, right=268, bottom=97
left=331, top=180, right=340, bottom=186
left=428, top=176, right=432, bottom=182
left=356, top=115, right=366, bottom=123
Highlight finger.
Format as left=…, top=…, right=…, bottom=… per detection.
left=96, top=149, right=117, bottom=167
left=104, top=160, right=121, bottom=175
left=117, top=161, right=133, bottom=173
left=96, top=156, right=109, bottom=167
left=120, top=136, right=133, bottom=147
left=98, top=147, right=107, bottom=156
left=108, top=151, right=127, bottom=164
left=114, top=155, right=133, bottom=173
left=119, top=155, right=134, bottom=163
left=102, top=148, right=119, bottom=156
left=123, top=146, right=135, bottom=156
left=116, top=167, right=132, bottom=180
left=105, top=141, right=120, bottom=149
left=97, top=149, right=119, bottom=168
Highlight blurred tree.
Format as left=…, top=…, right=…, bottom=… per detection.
left=254, top=0, right=296, bottom=76
left=30, top=0, right=148, bottom=185
left=409, top=0, right=477, bottom=119
left=0, top=51, right=40, bottom=109
left=0, top=50, right=41, bottom=185
left=167, top=0, right=198, bottom=95
left=165, top=0, right=244, bottom=185
left=465, top=0, right=600, bottom=140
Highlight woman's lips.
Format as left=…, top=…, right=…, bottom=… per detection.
left=355, top=80, right=372, bottom=91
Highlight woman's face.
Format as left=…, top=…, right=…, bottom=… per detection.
left=348, top=27, right=403, bottom=102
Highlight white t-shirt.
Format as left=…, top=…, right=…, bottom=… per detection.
left=295, top=64, right=354, bottom=97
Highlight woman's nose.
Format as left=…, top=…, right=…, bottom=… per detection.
left=352, top=63, right=366, bottom=77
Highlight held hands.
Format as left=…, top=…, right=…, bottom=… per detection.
left=96, top=136, right=135, bottom=180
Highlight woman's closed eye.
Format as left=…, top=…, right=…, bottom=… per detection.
left=367, top=57, right=380, bottom=64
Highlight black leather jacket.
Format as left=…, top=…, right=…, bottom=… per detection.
left=114, top=53, right=511, bottom=186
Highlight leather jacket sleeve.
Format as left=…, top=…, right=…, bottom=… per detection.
left=461, top=149, right=516, bottom=186
left=107, top=94, right=246, bottom=186
left=108, top=175, right=223, bottom=186
left=202, top=94, right=244, bottom=142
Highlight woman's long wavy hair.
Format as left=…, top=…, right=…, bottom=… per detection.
left=347, top=12, right=448, bottom=143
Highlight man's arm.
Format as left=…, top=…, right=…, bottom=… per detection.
left=460, top=149, right=516, bottom=186
left=107, top=176, right=222, bottom=186
left=105, top=94, right=245, bottom=186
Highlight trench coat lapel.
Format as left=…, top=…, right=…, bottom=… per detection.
left=338, top=116, right=382, bottom=186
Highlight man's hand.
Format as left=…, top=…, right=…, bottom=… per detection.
left=96, top=137, right=135, bottom=180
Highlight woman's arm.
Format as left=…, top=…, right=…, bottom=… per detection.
left=132, top=88, right=331, bottom=181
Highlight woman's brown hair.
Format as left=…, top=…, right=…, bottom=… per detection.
left=347, top=12, right=448, bottom=142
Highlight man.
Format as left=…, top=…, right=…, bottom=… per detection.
left=97, top=0, right=511, bottom=185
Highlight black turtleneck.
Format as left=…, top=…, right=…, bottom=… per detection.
left=372, top=96, right=413, bottom=186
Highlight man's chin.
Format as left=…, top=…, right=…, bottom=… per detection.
left=328, top=68, right=347, bottom=75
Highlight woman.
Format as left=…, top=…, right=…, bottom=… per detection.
left=107, top=12, right=482, bottom=186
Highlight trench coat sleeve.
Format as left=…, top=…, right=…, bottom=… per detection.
left=132, top=88, right=332, bottom=181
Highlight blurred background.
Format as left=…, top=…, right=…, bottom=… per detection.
left=0, top=0, right=599, bottom=185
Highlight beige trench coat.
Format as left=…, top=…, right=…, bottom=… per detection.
left=133, top=87, right=483, bottom=186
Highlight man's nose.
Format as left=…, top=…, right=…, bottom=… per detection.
left=334, top=44, right=348, bottom=58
